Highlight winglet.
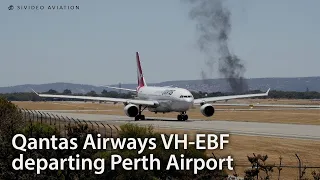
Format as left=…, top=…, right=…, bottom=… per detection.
left=266, top=88, right=271, bottom=95
left=30, top=88, right=39, bottom=95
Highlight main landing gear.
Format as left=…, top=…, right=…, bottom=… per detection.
left=177, top=112, right=188, bottom=121
left=135, top=105, right=146, bottom=121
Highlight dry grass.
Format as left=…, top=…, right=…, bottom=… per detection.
left=153, top=128, right=320, bottom=179
left=13, top=101, right=320, bottom=125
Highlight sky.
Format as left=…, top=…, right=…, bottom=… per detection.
left=0, top=0, right=319, bottom=87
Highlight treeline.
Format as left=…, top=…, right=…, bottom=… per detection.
left=1, top=89, right=320, bottom=101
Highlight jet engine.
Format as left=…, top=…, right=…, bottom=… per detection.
left=124, top=104, right=139, bottom=117
left=200, top=103, right=215, bottom=117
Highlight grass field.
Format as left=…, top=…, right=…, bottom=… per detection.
left=13, top=100, right=320, bottom=125
left=153, top=128, right=320, bottom=179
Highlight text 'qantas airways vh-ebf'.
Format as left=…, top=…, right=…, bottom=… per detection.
left=33, top=52, right=270, bottom=121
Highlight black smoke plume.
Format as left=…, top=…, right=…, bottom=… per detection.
left=183, top=0, right=248, bottom=93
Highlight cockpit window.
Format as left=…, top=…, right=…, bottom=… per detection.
left=180, top=95, right=193, bottom=98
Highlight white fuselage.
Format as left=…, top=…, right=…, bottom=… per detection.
left=136, top=86, right=194, bottom=112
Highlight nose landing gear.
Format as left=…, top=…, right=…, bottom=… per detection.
left=177, top=112, right=188, bottom=121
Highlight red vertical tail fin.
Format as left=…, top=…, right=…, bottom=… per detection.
left=136, top=52, right=147, bottom=90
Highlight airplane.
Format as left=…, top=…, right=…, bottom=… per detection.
left=32, top=52, right=270, bottom=121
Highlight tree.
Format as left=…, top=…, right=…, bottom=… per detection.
left=86, top=90, right=97, bottom=97
left=0, top=97, right=24, bottom=138
left=312, top=170, right=320, bottom=180
left=244, top=154, right=274, bottom=180
left=47, top=89, right=58, bottom=94
left=101, top=89, right=108, bottom=95
left=107, top=91, right=119, bottom=98
left=63, top=89, right=72, bottom=95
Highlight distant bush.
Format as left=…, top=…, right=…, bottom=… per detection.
left=119, top=123, right=154, bottom=138
left=0, top=97, right=24, bottom=138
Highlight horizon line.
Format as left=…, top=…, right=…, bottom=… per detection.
left=1, top=75, right=320, bottom=88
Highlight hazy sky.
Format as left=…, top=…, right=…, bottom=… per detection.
left=1, top=0, right=319, bottom=87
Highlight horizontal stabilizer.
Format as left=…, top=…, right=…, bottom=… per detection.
left=103, top=86, right=137, bottom=92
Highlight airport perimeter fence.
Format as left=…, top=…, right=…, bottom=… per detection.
left=2, top=108, right=320, bottom=180
left=17, top=108, right=120, bottom=138
left=223, top=153, right=320, bottom=180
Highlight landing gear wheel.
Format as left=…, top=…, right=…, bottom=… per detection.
left=135, top=115, right=145, bottom=121
left=184, top=115, right=188, bottom=121
left=177, top=113, right=188, bottom=121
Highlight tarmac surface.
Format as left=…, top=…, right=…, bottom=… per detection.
left=37, top=110, right=320, bottom=140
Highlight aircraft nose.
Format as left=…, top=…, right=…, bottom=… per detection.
left=185, top=97, right=194, bottom=104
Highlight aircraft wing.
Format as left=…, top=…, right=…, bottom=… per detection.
left=193, top=88, right=270, bottom=105
left=103, top=86, right=137, bottom=92
left=32, top=90, right=158, bottom=106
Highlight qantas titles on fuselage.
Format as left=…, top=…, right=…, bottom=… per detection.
left=136, top=86, right=194, bottom=114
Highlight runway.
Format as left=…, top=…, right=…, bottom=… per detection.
left=37, top=110, right=320, bottom=140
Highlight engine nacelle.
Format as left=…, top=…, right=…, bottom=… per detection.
left=124, top=104, right=139, bottom=117
left=200, top=103, right=215, bottom=117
